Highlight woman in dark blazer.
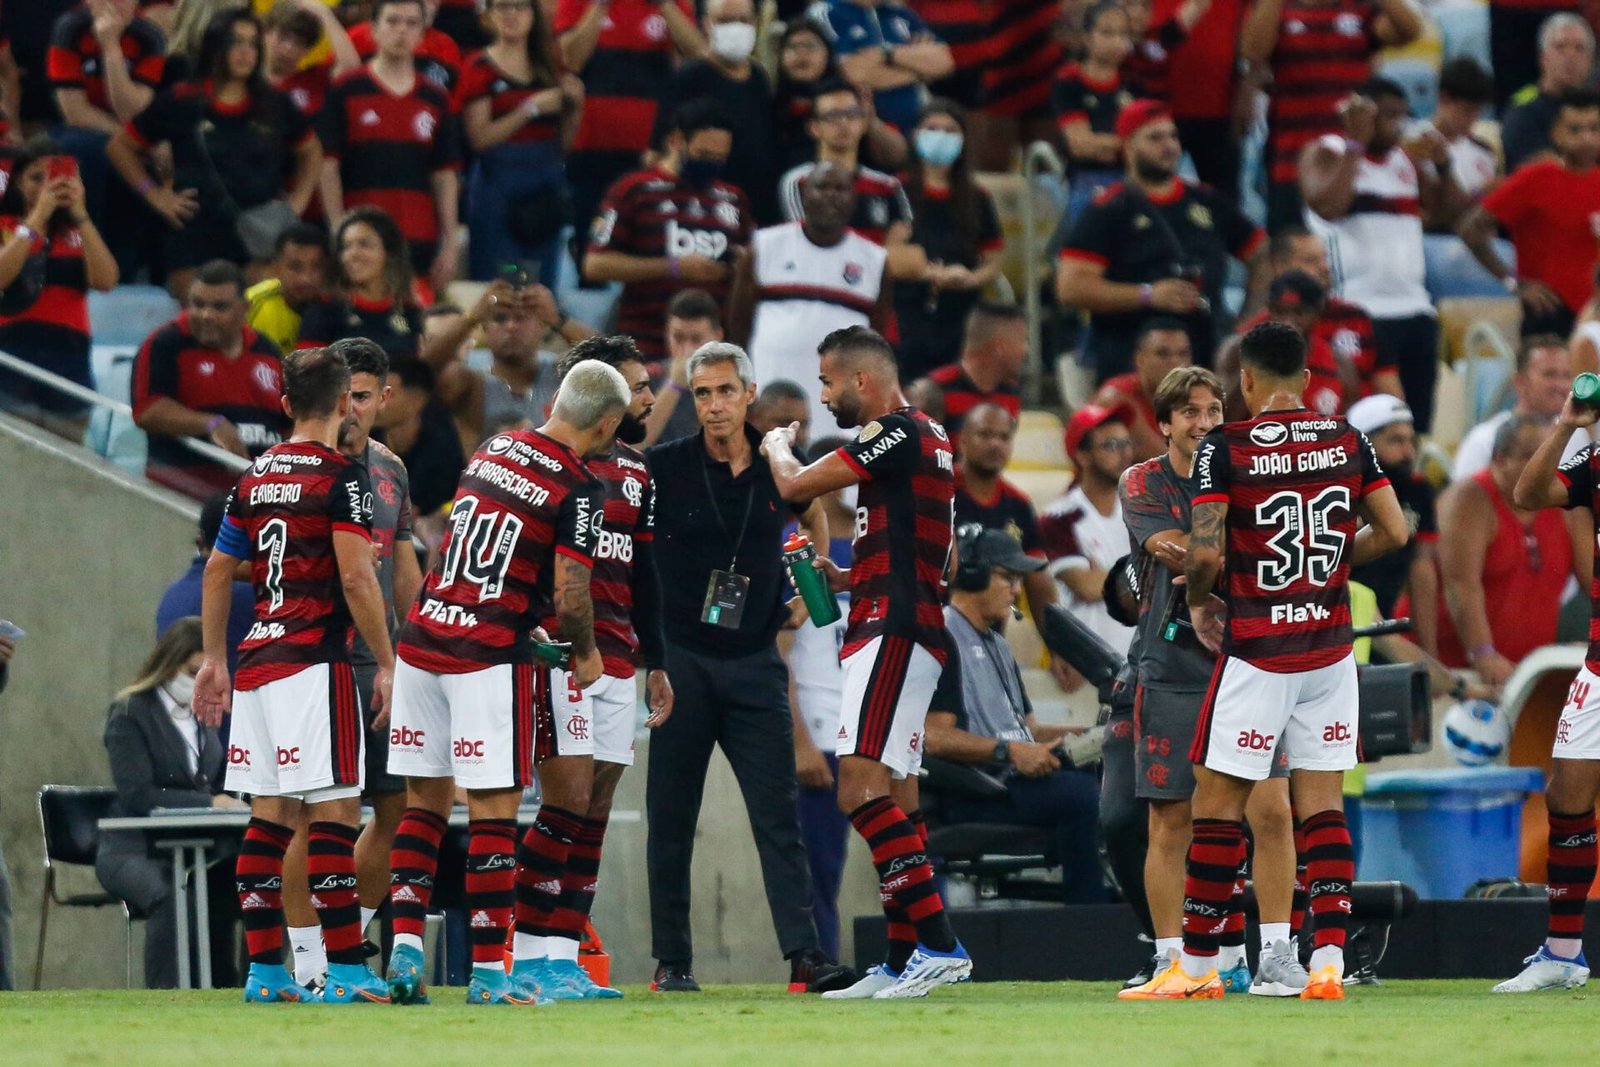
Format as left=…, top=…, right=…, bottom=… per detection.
left=95, top=617, right=246, bottom=988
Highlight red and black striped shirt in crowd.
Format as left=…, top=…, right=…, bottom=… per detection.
left=397, top=428, right=605, bottom=675
left=555, top=0, right=692, bottom=154
left=133, top=315, right=289, bottom=494
left=778, top=163, right=911, bottom=246
left=320, top=68, right=462, bottom=250
left=276, top=62, right=333, bottom=121
left=925, top=363, right=1020, bottom=437
left=1121, top=14, right=1189, bottom=102
left=217, top=440, right=374, bottom=691
left=915, top=0, right=1062, bottom=116
left=588, top=166, right=754, bottom=359
left=455, top=51, right=562, bottom=145
left=1238, top=311, right=1347, bottom=416
left=1190, top=408, right=1389, bottom=672
left=543, top=442, right=655, bottom=679
left=835, top=407, right=955, bottom=664
left=47, top=8, right=166, bottom=116
left=348, top=21, right=462, bottom=101
left=0, top=215, right=92, bottom=352
left=1265, top=0, right=1379, bottom=185
left=1318, top=297, right=1388, bottom=396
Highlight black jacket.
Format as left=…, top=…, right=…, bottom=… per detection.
left=103, top=689, right=225, bottom=819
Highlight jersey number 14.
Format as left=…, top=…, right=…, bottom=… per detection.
left=438, top=495, right=524, bottom=601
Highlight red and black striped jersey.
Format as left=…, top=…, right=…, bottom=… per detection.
left=543, top=443, right=654, bottom=678
left=1120, top=15, right=1188, bottom=102
left=1238, top=312, right=1346, bottom=416
left=47, top=8, right=166, bottom=115
left=588, top=166, right=754, bottom=359
left=1318, top=298, right=1388, bottom=393
left=216, top=441, right=374, bottom=691
left=276, top=62, right=332, bottom=120
left=925, top=363, right=1020, bottom=437
left=0, top=216, right=89, bottom=338
left=835, top=407, right=955, bottom=663
left=914, top=0, right=1062, bottom=116
left=555, top=0, right=693, bottom=154
left=397, top=428, right=605, bottom=674
left=348, top=22, right=462, bottom=100
left=1191, top=408, right=1389, bottom=672
left=456, top=51, right=562, bottom=145
left=1556, top=445, right=1600, bottom=671
left=1265, top=0, right=1379, bottom=184
left=320, top=68, right=462, bottom=249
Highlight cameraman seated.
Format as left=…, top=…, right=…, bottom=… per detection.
left=924, top=529, right=1106, bottom=905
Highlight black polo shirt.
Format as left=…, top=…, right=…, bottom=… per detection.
left=646, top=423, right=805, bottom=658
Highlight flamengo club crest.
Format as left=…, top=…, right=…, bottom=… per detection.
left=843, top=262, right=863, bottom=286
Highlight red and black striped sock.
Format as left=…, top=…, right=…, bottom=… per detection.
left=237, top=817, right=293, bottom=966
left=389, top=808, right=447, bottom=941
left=308, top=821, right=363, bottom=965
left=1182, top=818, right=1246, bottom=960
left=551, top=815, right=608, bottom=943
left=1546, top=809, right=1598, bottom=945
left=1303, top=809, right=1354, bottom=952
left=515, top=805, right=581, bottom=938
left=466, top=819, right=519, bottom=967
left=1218, top=864, right=1248, bottom=954
left=849, top=797, right=955, bottom=953
left=881, top=808, right=926, bottom=971
left=1290, top=822, right=1309, bottom=942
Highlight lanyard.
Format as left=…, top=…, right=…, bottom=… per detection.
left=700, top=453, right=756, bottom=573
left=975, top=623, right=1030, bottom=735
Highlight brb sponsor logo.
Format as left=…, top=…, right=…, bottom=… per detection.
left=454, top=738, right=486, bottom=761
left=1322, top=722, right=1352, bottom=743
left=391, top=727, right=427, bottom=749
left=228, top=745, right=251, bottom=769
left=595, top=527, right=633, bottom=563
left=1236, top=729, right=1276, bottom=752
left=666, top=221, right=729, bottom=260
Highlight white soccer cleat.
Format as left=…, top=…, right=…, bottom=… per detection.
left=871, top=943, right=972, bottom=999
left=1493, top=946, right=1590, bottom=993
left=820, top=964, right=901, bottom=1000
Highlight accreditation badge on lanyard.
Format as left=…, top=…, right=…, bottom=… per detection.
left=699, top=457, right=756, bottom=630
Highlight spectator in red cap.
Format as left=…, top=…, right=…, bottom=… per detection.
left=1216, top=269, right=1356, bottom=421
left=1040, top=404, right=1136, bottom=655
left=1055, top=98, right=1265, bottom=384
left=1091, top=315, right=1191, bottom=461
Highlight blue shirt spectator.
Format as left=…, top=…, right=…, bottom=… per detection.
left=155, top=492, right=253, bottom=673
left=806, top=0, right=952, bottom=133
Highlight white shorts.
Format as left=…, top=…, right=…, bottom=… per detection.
left=385, top=657, right=543, bottom=789
left=226, top=662, right=365, bottom=800
left=1554, top=665, right=1600, bottom=760
left=548, top=669, right=638, bottom=765
left=1192, top=653, right=1358, bottom=780
left=835, top=636, right=941, bottom=779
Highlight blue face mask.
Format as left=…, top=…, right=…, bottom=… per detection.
left=680, top=157, right=725, bottom=187
left=915, top=128, right=964, bottom=167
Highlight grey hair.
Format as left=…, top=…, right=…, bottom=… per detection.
left=687, top=341, right=754, bottom=388
left=1491, top=412, right=1548, bottom=461
left=1541, top=11, right=1594, bottom=53
left=552, top=359, right=631, bottom=429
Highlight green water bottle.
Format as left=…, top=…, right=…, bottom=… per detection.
left=531, top=638, right=572, bottom=670
left=1575, top=372, right=1600, bottom=409
left=783, top=532, right=842, bottom=627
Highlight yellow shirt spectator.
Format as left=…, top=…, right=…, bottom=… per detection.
left=246, top=279, right=304, bottom=355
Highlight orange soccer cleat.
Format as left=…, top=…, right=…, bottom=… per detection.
left=1117, top=957, right=1225, bottom=1000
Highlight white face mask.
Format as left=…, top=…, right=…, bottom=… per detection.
left=165, top=673, right=196, bottom=707
left=710, top=21, right=757, bottom=63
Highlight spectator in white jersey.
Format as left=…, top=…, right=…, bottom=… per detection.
left=1425, top=58, right=1499, bottom=218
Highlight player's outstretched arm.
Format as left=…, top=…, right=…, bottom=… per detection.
left=762, top=426, right=859, bottom=502
left=334, top=529, right=395, bottom=711
left=554, top=554, right=603, bottom=688
left=1516, top=396, right=1599, bottom=510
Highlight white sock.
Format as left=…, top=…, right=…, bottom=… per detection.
left=1260, top=923, right=1292, bottom=950
left=392, top=932, right=424, bottom=953
left=287, top=926, right=326, bottom=985
left=1216, top=945, right=1246, bottom=969
left=1309, top=945, right=1344, bottom=973
left=359, top=905, right=378, bottom=932
left=513, top=932, right=548, bottom=961
left=547, top=937, right=580, bottom=963
left=1547, top=937, right=1584, bottom=960
left=1179, top=951, right=1214, bottom=979
left=1154, top=937, right=1182, bottom=959
left=472, top=962, right=503, bottom=977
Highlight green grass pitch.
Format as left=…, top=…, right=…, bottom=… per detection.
left=2, top=981, right=1592, bottom=1066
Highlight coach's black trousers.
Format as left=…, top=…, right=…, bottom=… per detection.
left=646, top=642, right=821, bottom=965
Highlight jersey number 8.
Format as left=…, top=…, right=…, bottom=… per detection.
left=1254, top=486, right=1350, bottom=592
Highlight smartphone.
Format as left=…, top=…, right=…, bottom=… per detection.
left=46, top=155, right=78, bottom=182
left=0, top=619, right=25, bottom=641
left=497, top=261, right=530, bottom=290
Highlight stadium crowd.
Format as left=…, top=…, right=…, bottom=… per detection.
left=3, top=0, right=1600, bottom=1003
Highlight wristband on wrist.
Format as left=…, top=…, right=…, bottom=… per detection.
left=136, top=176, right=157, bottom=196
left=11, top=223, right=38, bottom=244
left=1139, top=282, right=1153, bottom=308
left=204, top=414, right=225, bottom=435
left=667, top=257, right=681, bottom=279
left=1343, top=137, right=1367, bottom=156
left=1469, top=643, right=1497, bottom=661
left=1502, top=275, right=1519, bottom=294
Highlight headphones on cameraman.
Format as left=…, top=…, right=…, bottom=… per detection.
left=953, top=523, right=990, bottom=592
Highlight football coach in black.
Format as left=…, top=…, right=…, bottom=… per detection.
left=643, top=341, right=852, bottom=994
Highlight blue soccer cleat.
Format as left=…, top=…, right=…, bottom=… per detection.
left=508, top=958, right=556, bottom=1005
left=468, top=968, right=539, bottom=1006
left=321, top=962, right=390, bottom=1003
left=872, top=941, right=973, bottom=999
left=244, top=963, right=316, bottom=1003
left=386, top=943, right=430, bottom=1005
left=544, top=958, right=624, bottom=999
left=1218, top=959, right=1252, bottom=994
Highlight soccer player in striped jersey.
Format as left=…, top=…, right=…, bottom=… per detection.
left=193, top=345, right=397, bottom=1003
left=382, top=360, right=628, bottom=1006
left=1135, top=321, right=1407, bottom=1000
left=512, top=335, right=673, bottom=1000
left=763, top=325, right=968, bottom=1000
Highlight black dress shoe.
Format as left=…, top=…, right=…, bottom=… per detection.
left=788, top=948, right=858, bottom=993
left=651, top=961, right=701, bottom=992
left=1123, top=952, right=1164, bottom=990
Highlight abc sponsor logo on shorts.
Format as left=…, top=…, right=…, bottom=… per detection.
left=277, top=747, right=301, bottom=767
left=1322, top=722, right=1352, bottom=744
left=454, top=737, right=486, bottom=763
left=391, top=727, right=427, bottom=749
left=228, top=745, right=251, bottom=768
left=1236, top=729, right=1276, bottom=752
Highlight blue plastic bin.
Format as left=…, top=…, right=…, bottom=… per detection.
left=1357, top=767, right=1545, bottom=899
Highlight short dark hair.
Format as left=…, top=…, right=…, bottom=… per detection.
left=1517, top=333, right=1568, bottom=373
left=1492, top=412, right=1547, bottom=460
left=811, top=77, right=858, bottom=104
left=669, top=98, right=732, bottom=140
left=330, top=336, right=389, bottom=381
left=263, top=0, right=323, bottom=48
left=282, top=346, right=350, bottom=418
left=193, top=259, right=246, bottom=296
left=1555, top=89, right=1600, bottom=127
left=1361, top=76, right=1408, bottom=107
left=198, top=491, right=232, bottom=549
left=1135, top=316, right=1189, bottom=350
left=371, top=0, right=425, bottom=20
left=558, top=334, right=645, bottom=380
left=1439, top=57, right=1493, bottom=105
left=666, top=288, right=721, bottom=326
left=1238, top=320, right=1306, bottom=380
left=817, top=324, right=897, bottom=367
left=963, top=302, right=1026, bottom=351
left=387, top=356, right=435, bottom=393
left=758, top=379, right=809, bottom=404
left=275, top=222, right=327, bottom=259
left=1083, top=0, right=1127, bottom=32
left=1152, top=366, right=1225, bottom=425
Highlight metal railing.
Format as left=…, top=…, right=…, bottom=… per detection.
left=1020, top=140, right=1065, bottom=408
left=0, top=349, right=251, bottom=473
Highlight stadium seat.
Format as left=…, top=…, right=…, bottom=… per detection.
left=91, top=346, right=136, bottom=405
left=33, top=785, right=136, bottom=990
left=88, top=286, right=179, bottom=349
left=918, top=758, right=1061, bottom=903
left=975, top=171, right=1063, bottom=305
left=1437, top=296, right=1520, bottom=365
left=1425, top=234, right=1516, bottom=301
left=1005, top=468, right=1071, bottom=511
left=1008, top=410, right=1067, bottom=470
